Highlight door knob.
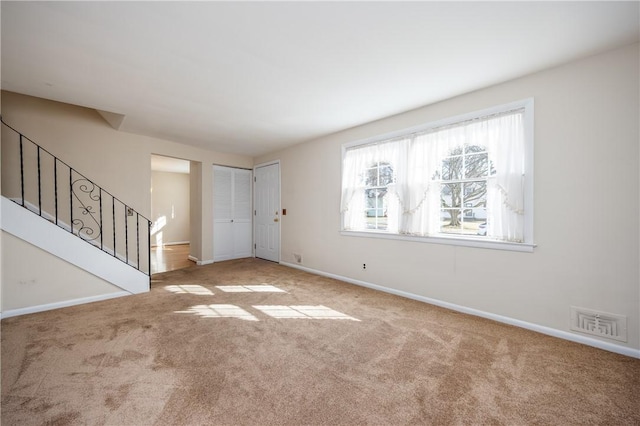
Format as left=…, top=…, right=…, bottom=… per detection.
left=274, top=218, right=279, bottom=222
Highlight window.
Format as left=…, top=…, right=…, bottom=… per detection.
left=341, top=99, right=534, bottom=251
left=364, top=161, right=393, bottom=230
left=437, top=144, right=491, bottom=236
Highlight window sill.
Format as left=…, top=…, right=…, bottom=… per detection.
left=340, top=230, right=535, bottom=252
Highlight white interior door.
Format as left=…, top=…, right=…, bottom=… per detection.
left=213, top=166, right=252, bottom=262
left=254, top=163, right=280, bottom=262
left=232, top=169, right=253, bottom=258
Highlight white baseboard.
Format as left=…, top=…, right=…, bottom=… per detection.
left=188, top=255, right=214, bottom=266
left=280, top=261, right=640, bottom=359
left=152, top=241, right=190, bottom=247
left=0, top=291, right=130, bottom=320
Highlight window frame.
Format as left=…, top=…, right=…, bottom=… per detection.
left=340, top=98, right=535, bottom=252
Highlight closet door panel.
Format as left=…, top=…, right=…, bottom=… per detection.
left=213, top=222, right=234, bottom=261
left=234, top=222, right=253, bottom=258
left=213, top=166, right=252, bottom=262
left=234, top=170, right=252, bottom=222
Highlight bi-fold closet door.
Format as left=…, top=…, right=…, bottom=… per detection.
left=213, top=165, right=252, bottom=262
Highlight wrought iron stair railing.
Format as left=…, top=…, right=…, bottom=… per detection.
left=1, top=116, right=151, bottom=276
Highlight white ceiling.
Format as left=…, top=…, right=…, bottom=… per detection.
left=2, top=2, right=638, bottom=157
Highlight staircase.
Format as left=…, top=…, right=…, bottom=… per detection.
left=1, top=117, right=151, bottom=314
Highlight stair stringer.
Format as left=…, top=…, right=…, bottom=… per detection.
left=1, top=196, right=149, bottom=295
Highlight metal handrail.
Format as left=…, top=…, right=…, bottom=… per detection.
left=1, top=116, right=152, bottom=276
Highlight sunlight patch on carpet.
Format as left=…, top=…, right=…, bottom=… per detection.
left=253, top=305, right=361, bottom=321
left=175, top=304, right=259, bottom=321
left=165, top=285, right=214, bottom=295
left=216, top=285, right=287, bottom=293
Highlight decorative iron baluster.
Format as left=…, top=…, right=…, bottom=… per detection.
left=112, top=197, right=116, bottom=258
left=125, top=205, right=129, bottom=264
left=70, top=168, right=73, bottom=233
left=71, top=177, right=102, bottom=243
left=37, top=146, right=42, bottom=216
left=19, top=134, right=25, bottom=206
left=54, top=158, right=58, bottom=226
left=99, top=188, right=103, bottom=250
left=136, top=212, right=140, bottom=270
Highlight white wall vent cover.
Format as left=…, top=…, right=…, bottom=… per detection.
left=570, top=306, right=627, bottom=342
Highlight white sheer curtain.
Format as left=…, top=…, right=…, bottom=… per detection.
left=341, top=109, right=525, bottom=242
left=485, top=112, right=525, bottom=242
left=396, top=129, right=459, bottom=235
left=376, top=139, right=404, bottom=234
left=341, top=144, right=376, bottom=231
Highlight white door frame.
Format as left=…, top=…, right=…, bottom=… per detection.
left=253, top=160, right=281, bottom=262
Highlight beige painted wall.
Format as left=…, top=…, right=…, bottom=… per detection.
left=151, top=171, right=190, bottom=246
left=189, top=162, right=203, bottom=263
left=0, top=91, right=253, bottom=263
left=255, top=43, right=640, bottom=350
left=1, top=231, right=122, bottom=311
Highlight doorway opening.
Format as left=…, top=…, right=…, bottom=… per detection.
left=151, top=155, right=192, bottom=274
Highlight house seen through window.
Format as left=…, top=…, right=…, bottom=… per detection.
left=364, top=161, right=393, bottom=230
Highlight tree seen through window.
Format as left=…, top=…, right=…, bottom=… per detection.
left=436, top=144, right=494, bottom=235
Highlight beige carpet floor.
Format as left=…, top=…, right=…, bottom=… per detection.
left=2, top=258, right=639, bottom=425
